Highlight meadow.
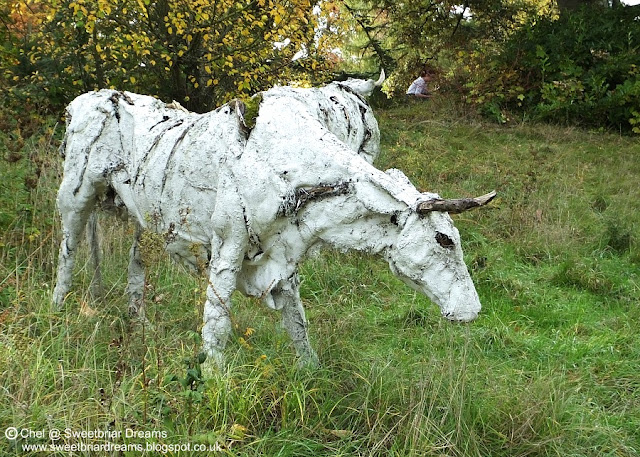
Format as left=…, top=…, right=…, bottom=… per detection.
left=1, top=98, right=639, bottom=456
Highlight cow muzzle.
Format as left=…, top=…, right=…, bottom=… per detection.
left=439, top=282, right=481, bottom=323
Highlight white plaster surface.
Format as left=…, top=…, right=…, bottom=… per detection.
left=53, top=76, right=484, bottom=369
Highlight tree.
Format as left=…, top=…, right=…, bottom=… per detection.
left=6, top=0, right=342, bottom=112
left=336, top=0, right=553, bottom=95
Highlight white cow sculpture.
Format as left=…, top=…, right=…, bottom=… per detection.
left=53, top=73, right=495, bottom=369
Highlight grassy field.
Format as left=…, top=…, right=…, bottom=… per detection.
left=1, top=98, right=639, bottom=456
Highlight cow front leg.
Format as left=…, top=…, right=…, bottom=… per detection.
left=202, top=294, right=232, bottom=369
left=126, top=223, right=145, bottom=319
left=200, top=172, right=250, bottom=375
left=275, top=274, right=319, bottom=368
left=53, top=182, right=97, bottom=309
left=201, top=267, right=239, bottom=374
left=201, top=229, right=247, bottom=374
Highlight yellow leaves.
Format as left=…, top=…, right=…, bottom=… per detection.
left=79, top=300, right=99, bottom=318
left=238, top=337, right=251, bottom=349
left=78, top=4, right=89, bottom=18
left=10, top=0, right=332, bottom=113
left=228, top=424, right=247, bottom=441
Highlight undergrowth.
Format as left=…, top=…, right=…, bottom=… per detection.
left=1, top=98, right=638, bottom=456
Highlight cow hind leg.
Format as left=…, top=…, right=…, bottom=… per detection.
left=127, top=223, right=146, bottom=319
left=53, top=182, right=99, bottom=309
left=86, top=212, right=103, bottom=300
left=275, top=275, right=319, bottom=368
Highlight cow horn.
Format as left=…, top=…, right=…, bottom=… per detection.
left=374, top=69, right=385, bottom=87
left=417, top=190, right=497, bottom=214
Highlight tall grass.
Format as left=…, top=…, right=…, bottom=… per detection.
left=1, top=99, right=639, bottom=456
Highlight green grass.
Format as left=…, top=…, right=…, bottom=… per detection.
left=1, top=98, right=639, bottom=456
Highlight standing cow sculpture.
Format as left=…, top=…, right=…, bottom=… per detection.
left=53, top=72, right=495, bottom=370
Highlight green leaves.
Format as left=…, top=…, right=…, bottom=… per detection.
left=460, top=5, right=640, bottom=132
left=3, top=0, right=339, bottom=114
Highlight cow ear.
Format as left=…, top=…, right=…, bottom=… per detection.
left=352, top=179, right=408, bottom=215
left=385, top=168, right=412, bottom=187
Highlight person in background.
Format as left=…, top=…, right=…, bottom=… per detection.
left=406, top=70, right=432, bottom=100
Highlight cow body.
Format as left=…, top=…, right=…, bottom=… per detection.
left=53, top=77, right=491, bottom=370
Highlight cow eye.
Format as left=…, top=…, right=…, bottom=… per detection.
left=436, top=232, right=455, bottom=248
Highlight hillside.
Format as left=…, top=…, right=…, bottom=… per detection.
left=1, top=100, right=639, bottom=456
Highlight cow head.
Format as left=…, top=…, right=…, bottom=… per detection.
left=384, top=184, right=496, bottom=322
left=337, top=70, right=385, bottom=97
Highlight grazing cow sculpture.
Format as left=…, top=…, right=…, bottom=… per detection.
left=53, top=72, right=495, bottom=369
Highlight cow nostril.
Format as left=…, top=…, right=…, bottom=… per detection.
left=443, top=310, right=478, bottom=322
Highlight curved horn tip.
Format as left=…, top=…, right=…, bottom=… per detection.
left=478, top=190, right=497, bottom=205
left=374, top=69, right=386, bottom=87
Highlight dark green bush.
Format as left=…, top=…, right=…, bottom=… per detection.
left=466, top=6, right=640, bottom=132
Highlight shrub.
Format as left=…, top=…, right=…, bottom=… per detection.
left=463, top=6, right=640, bottom=132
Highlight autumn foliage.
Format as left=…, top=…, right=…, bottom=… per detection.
left=2, top=0, right=341, bottom=113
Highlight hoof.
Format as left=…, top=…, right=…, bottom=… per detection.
left=201, top=358, right=224, bottom=379
left=296, top=352, right=320, bottom=371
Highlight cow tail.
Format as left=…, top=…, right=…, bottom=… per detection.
left=58, top=108, right=72, bottom=159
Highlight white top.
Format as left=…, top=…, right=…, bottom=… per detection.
left=406, top=77, right=428, bottom=95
